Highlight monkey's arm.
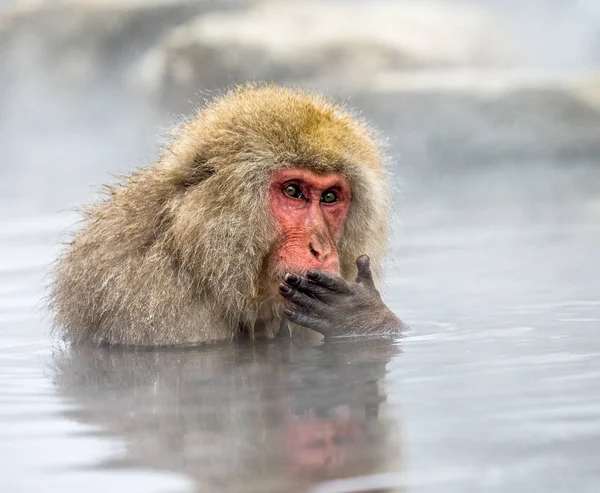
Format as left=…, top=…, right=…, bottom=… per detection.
left=279, top=255, right=403, bottom=338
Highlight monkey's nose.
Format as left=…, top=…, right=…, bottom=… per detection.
left=309, top=242, right=329, bottom=262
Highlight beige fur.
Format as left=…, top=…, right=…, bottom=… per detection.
left=50, top=84, right=391, bottom=345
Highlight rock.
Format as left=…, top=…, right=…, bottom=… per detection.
left=134, top=0, right=516, bottom=112
left=352, top=70, right=600, bottom=166
left=0, top=0, right=246, bottom=93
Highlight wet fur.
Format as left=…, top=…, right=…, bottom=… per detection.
left=50, top=84, right=391, bottom=345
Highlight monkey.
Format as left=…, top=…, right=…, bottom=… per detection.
left=50, top=84, right=403, bottom=346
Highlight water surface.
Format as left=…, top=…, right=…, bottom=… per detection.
left=1, top=166, right=599, bottom=492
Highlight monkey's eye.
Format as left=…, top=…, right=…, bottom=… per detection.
left=321, top=190, right=338, bottom=204
left=284, top=184, right=304, bottom=199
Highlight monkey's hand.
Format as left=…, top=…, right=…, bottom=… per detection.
left=279, top=255, right=403, bottom=338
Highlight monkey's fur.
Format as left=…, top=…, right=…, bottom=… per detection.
left=51, top=85, right=391, bottom=345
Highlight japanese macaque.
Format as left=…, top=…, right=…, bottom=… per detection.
left=51, top=84, right=403, bottom=346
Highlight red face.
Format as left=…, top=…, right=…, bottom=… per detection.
left=268, top=168, right=351, bottom=280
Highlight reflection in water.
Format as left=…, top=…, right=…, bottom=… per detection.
left=51, top=338, right=404, bottom=492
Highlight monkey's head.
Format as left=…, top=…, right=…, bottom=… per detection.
left=162, top=85, right=390, bottom=329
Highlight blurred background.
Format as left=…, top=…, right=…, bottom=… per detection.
left=2, top=0, right=600, bottom=218
left=1, top=1, right=600, bottom=492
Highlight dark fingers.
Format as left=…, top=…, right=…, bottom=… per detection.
left=279, top=283, right=325, bottom=312
left=282, top=308, right=330, bottom=336
left=284, top=273, right=335, bottom=299
left=305, top=269, right=351, bottom=293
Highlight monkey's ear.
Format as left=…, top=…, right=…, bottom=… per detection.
left=184, top=155, right=214, bottom=187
